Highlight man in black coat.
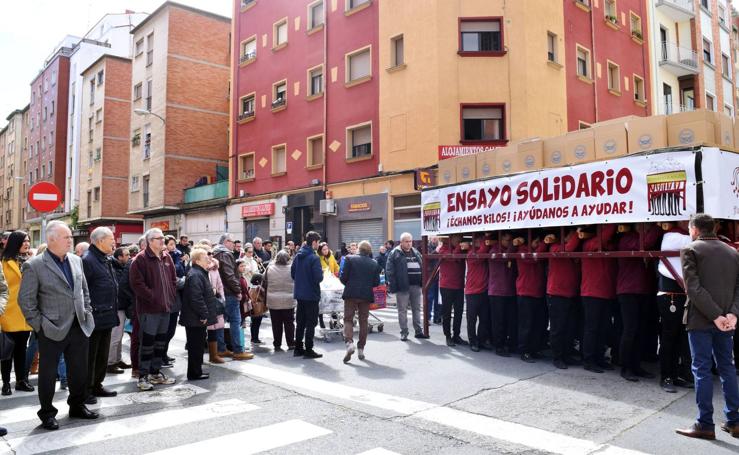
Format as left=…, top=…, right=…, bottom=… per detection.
left=81, top=227, right=119, bottom=403
left=180, top=248, right=218, bottom=380
left=340, top=241, right=381, bottom=363
left=107, top=247, right=131, bottom=374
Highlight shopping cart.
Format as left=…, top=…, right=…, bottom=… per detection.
left=367, top=285, right=386, bottom=333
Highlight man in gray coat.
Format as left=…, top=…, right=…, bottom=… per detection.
left=676, top=214, right=739, bottom=440
left=19, top=220, right=98, bottom=430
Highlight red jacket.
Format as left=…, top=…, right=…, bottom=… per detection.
left=515, top=242, right=548, bottom=298
left=488, top=243, right=517, bottom=297
left=439, top=244, right=465, bottom=290
left=130, top=248, right=178, bottom=314
left=546, top=235, right=581, bottom=298
left=616, top=225, right=662, bottom=295
left=580, top=224, right=618, bottom=300
left=465, top=244, right=489, bottom=295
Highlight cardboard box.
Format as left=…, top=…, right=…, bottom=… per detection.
left=476, top=150, right=496, bottom=179
left=591, top=115, right=639, bottom=128
left=494, top=145, right=518, bottom=175
left=667, top=109, right=717, bottom=147
left=625, top=115, right=667, bottom=153
left=516, top=138, right=544, bottom=172
left=455, top=154, right=477, bottom=183
left=544, top=136, right=567, bottom=168
left=594, top=122, right=628, bottom=160
left=716, top=112, right=734, bottom=149
left=437, top=157, right=456, bottom=186
left=734, top=118, right=739, bottom=150
left=565, top=129, right=596, bottom=164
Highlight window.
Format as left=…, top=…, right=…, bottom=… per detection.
left=274, top=19, right=288, bottom=48
left=88, top=150, right=94, bottom=168
left=576, top=45, right=591, bottom=78
left=86, top=191, right=92, bottom=218
left=131, top=175, right=140, bottom=192
left=134, top=83, right=142, bottom=100
left=722, top=53, right=730, bottom=78
left=43, top=107, right=47, bottom=121
left=42, top=164, right=45, bottom=177
left=460, top=19, right=502, bottom=53
left=135, top=38, right=144, bottom=56
left=347, top=0, right=370, bottom=11
left=346, top=47, right=371, bottom=83
left=240, top=37, right=257, bottom=63
left=390, top=35, right=405, bottom=67
left=94, top=187, right=100, bottom=202
left=48, top=161, right=52, bottom=176
left=51, top=70, right=56, bottom=86
left=241, top=0, right=255, bottom=8
left=701, top=0, right=709, bottom=9
left=142, top=175, right=150, bottom=208
left=89, top=79, right=95, bottom=105
left=146, top=79, right=152, bottom=111
left=143, top=124, right=151, bottom=159
left=633, top=75, right=645, bottom=102
left=703, top=38, right=712, bottom=64
left=239, top=94, right=255, bottom=120
left=725, top=104, right=733, bottom=117
left=547, top=32, right=557, bottom=63
left=462, top=105, right=504, bottom=142
left=272, top=81, right=287, bottom=108
left=719, top=4, right=726, bottom=26
left=238, top=153, right=255, bottom=180
left=347, top=123, right=372, bottom=159
left=271, top=144, right=287, bottom=175
left=97, top=70, right=104, bottom=86
left=706, top=93, right=715, bottom=111
left=308, top=66, right=323, bottom=96
left=607, top=61, right=620, bottom=93
left=604, top=0, right=617, bottom=22
left=630, top=12, right=642, bottom=39
left=146, top=33, right=154, bottom=66
left=307, top=135, right=324, bottom=167
left=50, top=101, right=55, bottom=116
left=309, top=1, right=324, bottom=29
left=579, top=121, right=591, bottom=130
left=96, top=108, right=102, bottom=123
left=41, top=137, right=46, bottom=151
left=94, top=147, right=101, bottom=161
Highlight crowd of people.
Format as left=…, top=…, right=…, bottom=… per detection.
left=0, top=214, right=737, bottom=441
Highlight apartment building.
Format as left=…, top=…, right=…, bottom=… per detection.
left=127, top=1, right=230, bottom=237
left=1, top=106, right=29, bottom=231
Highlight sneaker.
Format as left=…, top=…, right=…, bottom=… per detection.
left=160, top=361, right=174, bottom=369
left=343, top=342, right=355, bottom=363
left=358, top=349, right=365, bottom=360
left=149, top=373, right=175, bottom=385
left=137, top=376, right=153, bottom=391
left=400, top=334, right=408, bottom=342
left=661, top=378, right=677, bottom=393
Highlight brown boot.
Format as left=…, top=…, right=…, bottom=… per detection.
left=218, top=350, right=234, bottom=358
left=233, top=352, right=254, bottom=360
left=209, top=342, right=225, bottom=364
left=30, top=352, right=39, bottom=375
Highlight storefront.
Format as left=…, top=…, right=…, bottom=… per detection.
left=326, top=194, right=387, bottom=251
left=182, top=206, right=227, bottom=245
left=284, top=190, right=324, bottom=244
left=74, top=220, right=144, bottom=246
left=227, top=197, right=287, bottom=246
left=146, top=216, right=179, bottom=238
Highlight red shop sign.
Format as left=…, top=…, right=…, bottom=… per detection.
left=242, top=202, right=275, bottom=218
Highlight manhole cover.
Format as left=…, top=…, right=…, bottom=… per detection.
left=130, top=385, right=199, bottom=404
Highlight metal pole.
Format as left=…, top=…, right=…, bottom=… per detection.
left=421, top=235, right=429, bottom=336
left=40, top=214, right=47, bottom=244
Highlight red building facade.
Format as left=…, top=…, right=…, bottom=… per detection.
left=564, top=0, right=652, bottom=130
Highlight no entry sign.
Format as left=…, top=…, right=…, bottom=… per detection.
left=28, top=182, right=62, bottom=213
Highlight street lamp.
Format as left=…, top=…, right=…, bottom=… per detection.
left=134, top=108, right=166, bottom=124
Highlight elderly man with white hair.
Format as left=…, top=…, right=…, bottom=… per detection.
left=385, top=233, right=428, bottom=341
left=75, top=242, right=90, bottom=257
left=81, top=227, right=119, bottom=403
left=129, top=228, right=178, bottom=391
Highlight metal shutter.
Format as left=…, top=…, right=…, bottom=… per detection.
left=340, top=218, right=384, bottom=251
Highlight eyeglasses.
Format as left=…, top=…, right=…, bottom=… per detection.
left=207, top=252, right=213, bottom=256
left=152, top=237, right=165, bottom=241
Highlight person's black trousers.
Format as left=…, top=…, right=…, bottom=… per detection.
left=295, top=300, right=319, bottom=350
left=641, top=295, right=660, bottom=361
left=37, top=320, right=89, bottom=421
left=657, top=293, right=690, bottom=381
left=518, top=296, right=546, bottom=355
left=582, top=297, right=612, bottom=366
left=440, top=288, right=464, bottom=338
left=185, top=326, right=206, bottom=379
left=491, top=295, right=517, bottom=351
left=250, top=316, right=263, bottom=342
left=465, top=293, right=489, bottom=347
left=163, top=311, right=179, bottom=359
left=617, top=294, right=650, bottom=373
left=547, top=295, right=577, bottom=361
left=1, top=331, right=30, bottom=383
left=87, top=328, right=112, bottom=394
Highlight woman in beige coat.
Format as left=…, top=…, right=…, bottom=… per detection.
left=263, top=250, right=296, bottom=351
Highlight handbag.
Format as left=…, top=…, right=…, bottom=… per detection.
left=249, top=286, right=268, bottom=317
left=0, top=331, right=15, bottom=361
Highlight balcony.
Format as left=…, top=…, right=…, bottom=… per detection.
left=237, top=111, right=255, bottom=122
left=240, top=52, right=256, bottom=64
left=184, top=180, right=228, bottom=204
left=664, top=102, right=695, bottom=115
left=656, top=0, right=694, bottom=22
left=659, top=42, right=698, bottom=77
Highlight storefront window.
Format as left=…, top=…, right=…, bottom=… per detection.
left=393, top=194, right=421, bottom=241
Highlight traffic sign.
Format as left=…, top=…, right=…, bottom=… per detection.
left=28, top=182, right=63, bottom=213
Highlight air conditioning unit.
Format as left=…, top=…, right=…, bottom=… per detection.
left=319, top=199, right=336, bottom=215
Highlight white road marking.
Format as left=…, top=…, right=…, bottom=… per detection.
left=2, top=384, right=208, bottom=425
left=147, top=419, right=332, bottom=454
left=2, top=399, right=256, bottom=455
left=356, top=448, right=402, bottom=455
left=213, top=361, right=649, bottom=455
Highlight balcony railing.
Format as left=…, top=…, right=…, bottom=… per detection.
left=240, top=52, right=256, bottom=63
left=659, top=42, right=698, bottom=76
left=351, top=143, right=371, bottom=158
left=238, top=111, right=255, bottom=121
left=664, top=102, right=695, bottom=115
left=656, top=0, right=695, bottom=21
left=184, top=180, right=228, bottom=204
left=271, top=97, right=286, bottom=108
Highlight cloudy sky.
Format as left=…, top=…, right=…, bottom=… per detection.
left=0, top=0, right=231, bottom=125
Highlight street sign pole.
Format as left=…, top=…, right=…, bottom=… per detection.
left=27, top=182, right=63, bottom=246
left=40, top=214, right=47, bottom=244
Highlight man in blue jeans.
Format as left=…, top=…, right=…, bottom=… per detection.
left=213, top=234, right=253, bottom=361
left=676, top=214, right=739, bottom=440
left=291, top=231, right=324, bottom=359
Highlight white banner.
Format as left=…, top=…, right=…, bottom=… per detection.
left=701, top=148, right=739, bottom=220
left=422, top=151, right=698, bottom=235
